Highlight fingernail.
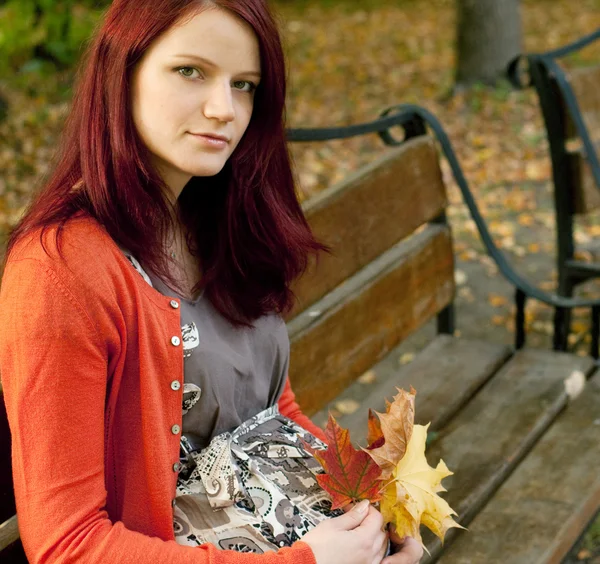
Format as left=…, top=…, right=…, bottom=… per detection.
left=355, top=499, right=369, bottom=513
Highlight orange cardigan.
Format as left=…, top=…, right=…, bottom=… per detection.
left=0, top=216, right=326, bottom=564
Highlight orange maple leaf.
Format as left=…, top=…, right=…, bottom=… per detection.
left=303, top=414, right=383, bottom=510
left=364, top=387, right=416, bottom=481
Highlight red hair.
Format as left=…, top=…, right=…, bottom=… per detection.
left=2, top=0, right=327, bottom=326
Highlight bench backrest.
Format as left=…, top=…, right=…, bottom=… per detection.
left=287, top=134, right=454, bottom=415
left=0, top=130, right=455, bottom=561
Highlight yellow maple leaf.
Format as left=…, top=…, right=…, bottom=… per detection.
left=378, top=423, right=464, bottom=548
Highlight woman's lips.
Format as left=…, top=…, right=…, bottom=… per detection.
left=188, top=133, right=229, bottom=149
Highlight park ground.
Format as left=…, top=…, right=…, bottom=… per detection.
left=0, top=0, right=599, bottom=559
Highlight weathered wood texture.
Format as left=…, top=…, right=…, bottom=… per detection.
left=314, top=335, right=511, bottom=446
left=421, top=349, right=596, bottom=563
left=569, top=145, right=600, bottom=214
left=288, top=225, right=455, bottom=416
left=288, top=136, right=447, bottom=318
left=438, top=372, right=600, bottom=564
left=0, top=515, right=19, bottom=552
left=562, top=65, right=600, bottom=140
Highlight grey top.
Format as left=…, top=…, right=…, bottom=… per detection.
left=120, top=248, right=290, bottom=450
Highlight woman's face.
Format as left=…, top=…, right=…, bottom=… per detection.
left=131, top=7, right=261, bottom=201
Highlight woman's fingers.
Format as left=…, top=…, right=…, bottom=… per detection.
left=372, top=535, right=389, bottom=564
left=381, top=536, right=424, bottom=564
left=388, top=524, right=404, bottom=546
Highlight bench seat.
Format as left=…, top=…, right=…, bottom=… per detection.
left=311, top=332, right=596, bottom=562
left=437, top=371, right=600, bottom=564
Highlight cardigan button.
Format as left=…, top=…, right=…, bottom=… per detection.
left=173, top=462, right=181, bottom=472
left=171, top=424, right=181, bottom=435
left=170, top=380, right=181, bottom=391
left=171, top=336, right=181, bottom=346
left=170, top=300, right=179, bottom=309
left=172, top=498, right=177, bottom=507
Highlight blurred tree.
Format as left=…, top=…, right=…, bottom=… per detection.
left=455, top=0, right=522, bottom=89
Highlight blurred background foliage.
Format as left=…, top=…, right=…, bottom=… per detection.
left=0, top=0, right=110, bottom=74
left=0, top=1, right=110, bottom=82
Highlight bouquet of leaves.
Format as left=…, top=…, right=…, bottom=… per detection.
left=303, top=387, right=463, bottom=552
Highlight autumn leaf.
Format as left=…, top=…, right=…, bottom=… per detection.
left=303, top=414, right=383, bottom=510
left=364, top=387, right=416, bottom=481
left=360, top=387, right=461, bottom=547
left=378, top=423, right=464, bottom=547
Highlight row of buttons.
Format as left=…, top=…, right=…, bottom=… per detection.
left=170, top=298, right=181, bottom=479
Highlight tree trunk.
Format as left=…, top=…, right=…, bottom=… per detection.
left=455, top=0, right=522, bottom=88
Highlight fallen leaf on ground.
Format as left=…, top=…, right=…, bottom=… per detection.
left=399, top=352, right=416, bottom=365
left=358, top=369, right=377, bottom=384
left=488, top=293, right=508, bottom=308
left=335, top=399, right=360, bottom=415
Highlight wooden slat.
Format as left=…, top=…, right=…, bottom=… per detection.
left=0, top=515, right=19, bottom=552
left=287, top=224, right=454, bottom=415
left=560, top=65, right=600, bottom=140
left=313, top=335, right=512, bottom=446
left=438, top=371, right=600, bottom=564
left=569, top=145, right=600, bottom=214
left=288, top=135, right=447, bottom=318
left=419, top=349, right=596, bottom=563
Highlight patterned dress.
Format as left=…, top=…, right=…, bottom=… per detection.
left=120, top=249, right=343, bottom=553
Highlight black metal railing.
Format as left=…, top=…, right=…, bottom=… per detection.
left=287, top=104, right=600, bottom=357
left=506, top=28, right=600, bottom=351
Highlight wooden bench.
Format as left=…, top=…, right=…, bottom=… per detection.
left=508, top=28, right=600, bottom=351
left=2, top=105, right=600, bottom=563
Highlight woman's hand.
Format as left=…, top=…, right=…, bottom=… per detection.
left=381, top=524, right=423, bottom=564
left=341, top=503, right=423, bottom=564
left=302, top=500, right=388, bottom=564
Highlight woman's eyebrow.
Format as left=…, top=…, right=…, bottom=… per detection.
left=172, top=54, right=261, bottom=78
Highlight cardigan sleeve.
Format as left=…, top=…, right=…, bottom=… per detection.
left=277, top=377, right=328, bottom=444
left=0, top=257, right=316, bottom=564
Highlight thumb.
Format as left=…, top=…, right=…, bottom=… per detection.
left=331, top=499, right=370, bottom=530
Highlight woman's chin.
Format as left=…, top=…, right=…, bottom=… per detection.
left=186, top=163, right=227, bottom=178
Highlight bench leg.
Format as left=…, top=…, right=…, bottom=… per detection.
left=437, top=304, right=455, bottom=335
left=515, top=288, right=527, bottom=349
left=553, top=307, right=569, bottom=352
left=591, top=306, right=600, bottom=359
left=554, top=277, right=575, bottom=352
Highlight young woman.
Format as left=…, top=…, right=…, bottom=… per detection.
left=0, top=1, right=423, bottom=563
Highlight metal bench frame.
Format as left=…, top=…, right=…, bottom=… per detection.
left=288, top=104, right=600, bottom=358
left=507, top=28, right=600, bottom=351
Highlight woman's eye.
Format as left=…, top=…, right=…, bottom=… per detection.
left=177, top=67, right=201, bottom=79
left=232, top=80, right=257, bottom=93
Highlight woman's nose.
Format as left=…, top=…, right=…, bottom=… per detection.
left=203, top=80, right=235, bottom=122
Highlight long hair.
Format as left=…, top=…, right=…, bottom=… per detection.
left=2, top=0, right=328, bottom=327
